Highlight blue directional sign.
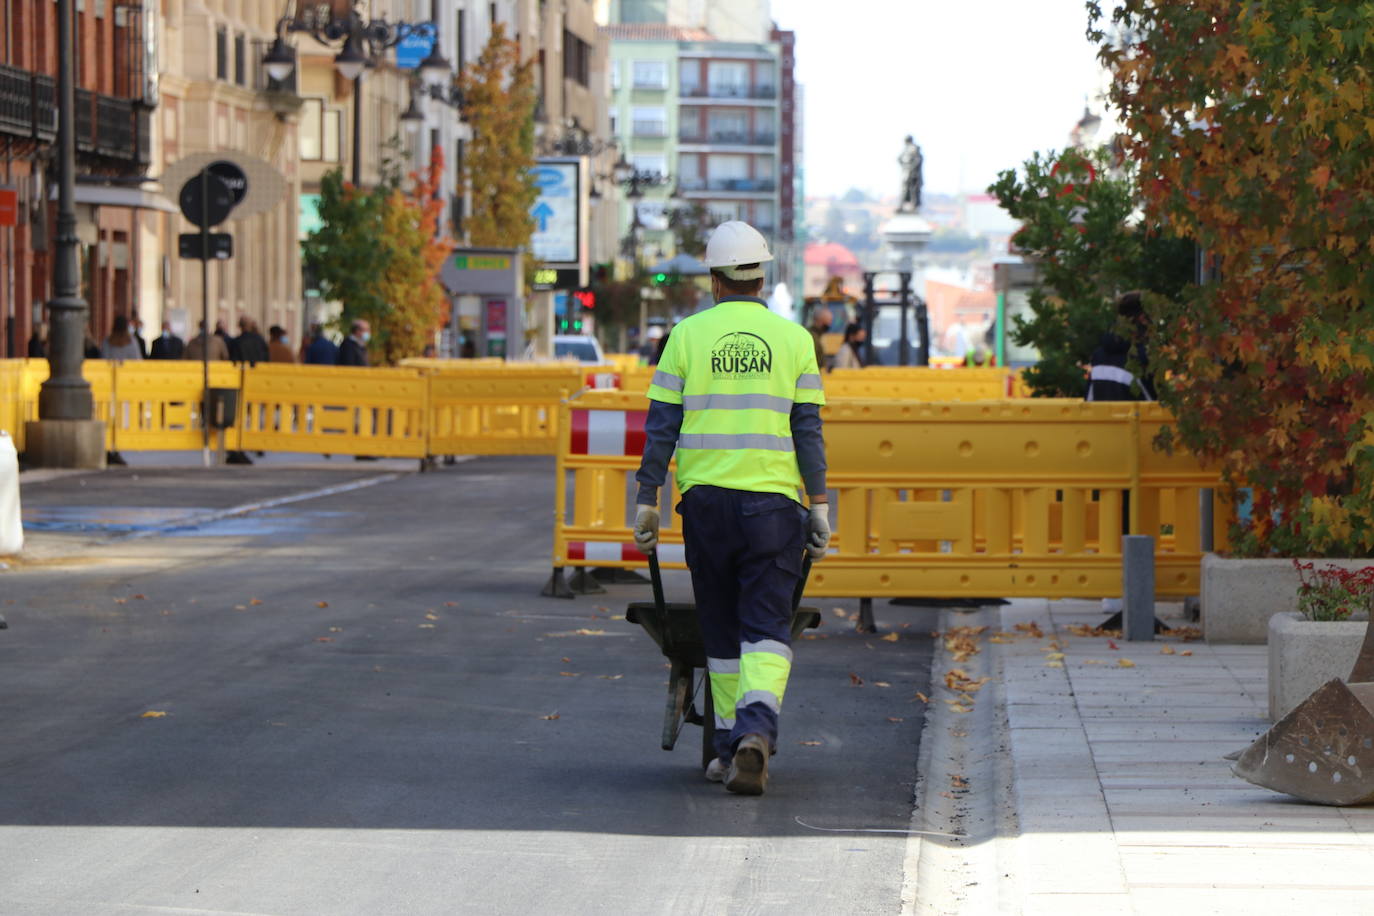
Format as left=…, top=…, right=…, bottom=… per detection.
left=395, top=25, right=437, bottom=70
left=529, top=161, right=580, bottom=265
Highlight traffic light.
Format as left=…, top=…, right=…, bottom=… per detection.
left=573, top=289, right=596, bottom=310
left=652, top=272, right=680, bottom=287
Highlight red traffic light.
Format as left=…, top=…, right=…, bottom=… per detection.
left=573, top=289, right=596, bottom=310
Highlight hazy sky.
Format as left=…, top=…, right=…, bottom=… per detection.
left=770, top=0, right=1105, bottom=199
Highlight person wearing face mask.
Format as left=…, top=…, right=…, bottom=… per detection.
left=337, top=319, right=371, bottom=367
left=267, top=325, right=296, bottom=363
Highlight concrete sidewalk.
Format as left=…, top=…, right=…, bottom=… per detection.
left=913, top=599, right=1374, bottom=915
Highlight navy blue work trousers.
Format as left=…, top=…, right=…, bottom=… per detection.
left=678, top=485, right=806, bottom=762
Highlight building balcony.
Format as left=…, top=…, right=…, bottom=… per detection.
left=679, top=85, right=778, bottom=102
left=632, top=120, right=668, bottom=138
left=678, top=177, right=778, bottom=194
left=0, top=65, right=149, bottom=166
left=678, top=129, right=777, bottom=147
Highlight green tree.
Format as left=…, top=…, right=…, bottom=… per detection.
left=1091, top=0, right=1374, bottom=554
left=989, top=147, right=1191, bottom=396
left=301, top=170, right=389, bottom=330
left=458, top=23, right=538, bottom=250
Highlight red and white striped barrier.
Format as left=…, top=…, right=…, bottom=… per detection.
left=569, top=406, right=646, bottom=456
left=585, top=371, right=621, bottom=390
left=567, top=542, right=685, bottom=564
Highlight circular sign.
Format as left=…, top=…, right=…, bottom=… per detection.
left=208, top=160, right=249, bottom=206
left=178, top=172, right=235, bottom=228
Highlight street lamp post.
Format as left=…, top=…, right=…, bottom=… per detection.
left=264, top=1, right=452, bottom=187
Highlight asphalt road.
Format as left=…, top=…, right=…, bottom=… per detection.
left=0, top=457, right=934, bottom=915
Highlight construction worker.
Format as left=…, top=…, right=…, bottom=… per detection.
left=632, top=221, right=830, bottom=796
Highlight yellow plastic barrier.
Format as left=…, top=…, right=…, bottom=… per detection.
left=107, top=360, right=242, bottom=452
left=545, top=391, right=1226, bottom=600
left=427, top=365, right=583, bottom=456
left=239, top=364, right=429, bottom=458
left=0, top=360, right=24, bottom=446
left=13, top=359, right=118, bottom=452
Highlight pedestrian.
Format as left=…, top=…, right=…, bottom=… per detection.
left=214, top=319, right=238, bottom=361
left=459, top=334, right=477, bottom=359
left=336, top=319, right=371, bottom=366
left=83, top=333, right=101, bottom=359
left=832, top=322, right=867, bottom=370
left=234, top=316, right=270, bottom=365
left=184, top=322, right=230, bottom=361
left=101, top=315, right=143, bottom=360
left=131, top=315, right=148, bottom=359
left=632, top=220, right=830, bottom=797
left=267, top=325, right=296, bottom=363
left=27, top=323, right=46, bottom=358
left=303, top=323, right=339, bottom=365
left=1085, top=292, right=1156, bottom=402
left=808, top=305, right=833, bottom=372
left=150, top=321, right=185, bottom=359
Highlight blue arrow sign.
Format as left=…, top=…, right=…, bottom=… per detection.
left=531, top=201, right=554, bottom=233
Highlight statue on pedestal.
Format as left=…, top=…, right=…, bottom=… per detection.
left=898, top=135, right=923, bottom=213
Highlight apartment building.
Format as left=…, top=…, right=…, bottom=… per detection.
left=603, top=21, right=798, bottom=289
left=1, top=0, right=158, bottom=356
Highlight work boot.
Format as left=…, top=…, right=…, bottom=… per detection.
left=726, top=734, right=769, bottom=796
left=705, top=758, right=728, bottom=783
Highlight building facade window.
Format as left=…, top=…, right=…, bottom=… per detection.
left=707, top=109, right=748, bottom=143
left=299, top=99, right=342, bottom=162
left=564, top=31, right=591, bottom=87
left=707, top=61, right=748, bottom=98
left=679, top=60, right=701, bottom=96
left=631, top=105, right=666, bottom=137
left=233, top=32, right=246, bottom=85
left=631, top=59, right=667, bottom=89
left=215, top=26, right=228, bottom=81
left=632, top=153, right=666, bottom=179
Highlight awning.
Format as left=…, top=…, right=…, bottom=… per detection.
left=52, top=184, right=180, bottom=214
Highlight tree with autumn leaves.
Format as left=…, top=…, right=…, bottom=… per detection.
left=303, top=146, right=452, bottom=366
left=1091, top=1, right=1374, bottom=555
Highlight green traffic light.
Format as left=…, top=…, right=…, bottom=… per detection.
left=654, top=273, right=668, bottom=284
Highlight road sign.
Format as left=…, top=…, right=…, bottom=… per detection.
left=178, top=172, right=236, bottom=228
left=395, top=24, right=437, bottom=69
left=208, top=160, right=248, bottom=206
left=529, top=159, right=586, bottom=275
left=178, top=232, right=234, bottom=260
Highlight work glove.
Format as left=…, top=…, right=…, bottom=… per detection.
left=633, top=504, right=661, bottom=554
left=807, top=504, right=831, bottom=561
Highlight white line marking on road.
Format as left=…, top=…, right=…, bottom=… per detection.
left=794, top=817, right=962, bottom=838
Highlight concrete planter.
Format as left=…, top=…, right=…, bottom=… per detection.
left=1202, top=555, right=1371, bottom=644
left=1268, top=611, right=1368, bottom=720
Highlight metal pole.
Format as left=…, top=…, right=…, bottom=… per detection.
left=995, top=290, right=1007, bottom=366
left=915, top=296, right=930, bottom=367
left=897, top=271, right=911, bottom=367
left=200, top=167, right=211, bottom=467
left=38, top=0, right=93, bottom=421
left=352, top=73, right=363, bottom=186
left=861, top=272, right=875, bottom=366
left=1122, top=534, right=1156, bottom=642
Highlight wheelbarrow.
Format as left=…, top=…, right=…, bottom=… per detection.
left=625, top=550, right=820, bottom=769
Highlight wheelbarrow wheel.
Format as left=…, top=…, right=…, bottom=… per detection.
left=702, top=671, right=717, bottom=770
left=662, top=659, right=691, bottom=751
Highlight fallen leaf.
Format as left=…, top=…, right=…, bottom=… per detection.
left=561, top=657, right=571, bottom=663
left=939, top=791, right=955, bottom=800
left=887, top=717, right=904, bottom=723
left=874, top=681, right=892, bottom=688
left=541, top=713, right=560, bottom=720
left=329, top=627, right=343, bottom=633
left=1180, top=650, right=1193, bottom=657
left=832, top=607, right=847, bottom=619
left=848, top=672, right=865, bottom=687
left=1045, top=661, right=1064, bottom=668
left=574, top=628, right=606, bottom=636
left=140, top=710, right=167, bottom=718
left=132, top=594, right=146, bottom=600
left=444, top=601, right=458, bottom=607
left=988, top=636, right=1012, bottom=644
left=609, top=615, right=625, bottom=621
left=944, top=669, right=991, bottom=693
left=1014, top=622, right=1044, bottom=638
left=315, top=637, right=333, bottom=643
left=912, top=691, right=930, bottom=703
left=594, top=606, right=610, bottom=613
left=1161, top=625, right=1202, bottom=641
left=598, top=674, right=624, bottom=680
left=316, top=601, right=329, bottom=608
left=418, top=623, right=435, bottom=629
left=559, top=672, right=580, bottom=677
left=249, top=598, right=263, bottom=606
left=1117, top=658, right=1136, bottom=668
left=950, top=705, right=972, bottom=714
left=1107, top=639, right=1119, bottom=650
left=1045, top=652, right=1065, bottom=661
left=114, top=598, right=127, bottom=605
left=880, top=632, right=900, bottom=643
left=234, top=605, right=247, bottom=611
left=424, top=612, right=439, bottom=621
left=1160, top=645, right=1177, bottom=655
left=799, top=740, right=823, bottom=746
left=950, top=775, right=968, bottom=789
left=1084, top=659, right=1104, bottom=665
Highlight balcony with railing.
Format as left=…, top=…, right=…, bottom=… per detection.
left=678, top=177, right=778, bottom=194
left=0, top=64, right=148, bottom=165
left=680, top=84, right=778, bottom=101
left=678, top=128, right=776, bottom=147
left=632, top=119, right=668, bottom=138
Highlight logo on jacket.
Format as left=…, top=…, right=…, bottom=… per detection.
left=711, top=331, right=773, bottom=379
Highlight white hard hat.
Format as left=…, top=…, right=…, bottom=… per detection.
left=705, top=220, right=773, bottom=281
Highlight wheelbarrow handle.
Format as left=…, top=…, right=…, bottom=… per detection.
left=648, top=549, right=666, bottom=613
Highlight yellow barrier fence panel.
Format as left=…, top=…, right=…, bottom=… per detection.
left=19, top=359, right=116, bottom=451
left=0, top=360, right=24, bottom=449
left=109, top=361, right=242, bottom=452
left=426, top=366, right=584, bottom=456
left=546, top=393, right=1223, bottom=600
left=238, top=364, right=428, bottom=458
